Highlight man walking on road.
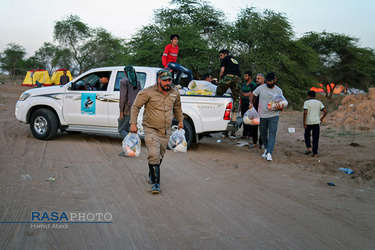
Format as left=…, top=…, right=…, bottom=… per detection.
left=130, top=70, right=184, bottom=194
left=250, top=72, right=285, bottom=161
left=303, top=90, right=328, bottom=158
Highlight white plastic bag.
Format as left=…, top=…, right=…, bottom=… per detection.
left=179, top=87, right=189, bottom=95
left=268, top=95, right=288, bottom=110
left=188, top=80, right=217, bottom=94
left=243, top=107, right=260, bottom=125
left=168, top=129, right=187, bottom=154
left=122, top=133, right=141, bottom=157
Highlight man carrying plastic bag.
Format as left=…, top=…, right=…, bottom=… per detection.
left=130, top=70, right=184, bottom=194
left=249, top=72, right=286, bottom=161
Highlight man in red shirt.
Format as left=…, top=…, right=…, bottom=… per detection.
left=162, top=34, right=193, bottom=86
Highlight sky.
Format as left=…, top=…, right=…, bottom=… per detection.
left=0, top=0, right=374, bottom=57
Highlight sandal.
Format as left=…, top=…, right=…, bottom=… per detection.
left=304, top=150, right=312, bottom=155
left=248, top=144, right=255, bottom=149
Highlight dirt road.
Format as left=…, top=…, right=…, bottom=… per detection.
left=0, top=85, right=374, bottom=249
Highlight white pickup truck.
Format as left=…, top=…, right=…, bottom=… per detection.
left=15, top=66, right=237, bottom=147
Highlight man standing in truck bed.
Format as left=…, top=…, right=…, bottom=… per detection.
left=216, top=49, right=241, bottom=108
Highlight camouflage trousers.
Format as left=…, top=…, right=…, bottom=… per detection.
left=216, top=75, right=241, bottom=106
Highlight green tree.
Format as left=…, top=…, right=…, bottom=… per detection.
left=52, top=48, right=74, bottom=72
left=54, top=14, right=92, bottom=74
left=79, top=28, right=127, bottom=71
left=232, top=7, right=319, bottom=105
left=0, top=43, right=27, bottom=75
left=126, top=24, right=164, bottom=67
left=127, top=0, right=227, bottom=78
left=34, top=42, right=58, bottom=74
left=300, top=31, right=375, bottom=98
left=21, top=56, right=44, bottom=73
left=54, top=14, right=128, bottom=74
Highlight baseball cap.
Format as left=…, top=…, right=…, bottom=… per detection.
left=158, top=70, right=172, bottom=80
left=266, top=72, right=276, bottom=81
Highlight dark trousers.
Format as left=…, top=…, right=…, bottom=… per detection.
left=167, top=62, right=193, bottom=85
left=118, top=115, right=131, bottom=138
left=240, top=103, right=251, bottom=137
left=250, top=125, right=262, bottom=145
left=241, top=103, right=262, bottom=144
left=304, top=124, right=320, bottom=155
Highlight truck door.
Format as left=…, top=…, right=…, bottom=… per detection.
left=63, top=71, right=112, bottom=126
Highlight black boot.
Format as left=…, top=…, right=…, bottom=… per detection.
left=148, top=160, right=161, bottom=184
left=148, top=163, right=155, bottom=184
left=151, top=164, right=161, bottom=194
left=154, top=164, right=160, bottom=184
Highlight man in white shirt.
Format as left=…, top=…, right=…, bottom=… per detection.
left=303, top=90, right=328, bottom=158
left=250, top=72, right=285, bottom=161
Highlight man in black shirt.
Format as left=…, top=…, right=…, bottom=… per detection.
left=215, top=49, right=241, bottom=107
left=60, top=70, right=70, bottom=85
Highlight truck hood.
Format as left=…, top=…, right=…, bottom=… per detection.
left=21, top=85, right=66, bottom=97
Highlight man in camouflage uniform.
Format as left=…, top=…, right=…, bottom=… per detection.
left=130, top=70, right=184, bottom=194
left=216, top=49, right=241, bottom=107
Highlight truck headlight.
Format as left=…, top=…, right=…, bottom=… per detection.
left=19, top=93, right=30, bottom=101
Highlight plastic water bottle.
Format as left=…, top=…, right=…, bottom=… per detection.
left=339, top=168, right=354, bottom=175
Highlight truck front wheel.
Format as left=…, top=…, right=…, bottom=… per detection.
left=30, top=109, right=59, bottom=140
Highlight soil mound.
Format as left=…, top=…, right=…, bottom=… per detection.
left=329, top=88, right=375, bottom=131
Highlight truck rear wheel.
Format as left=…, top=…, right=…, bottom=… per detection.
left=30, top=108, right=59, bottom=140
